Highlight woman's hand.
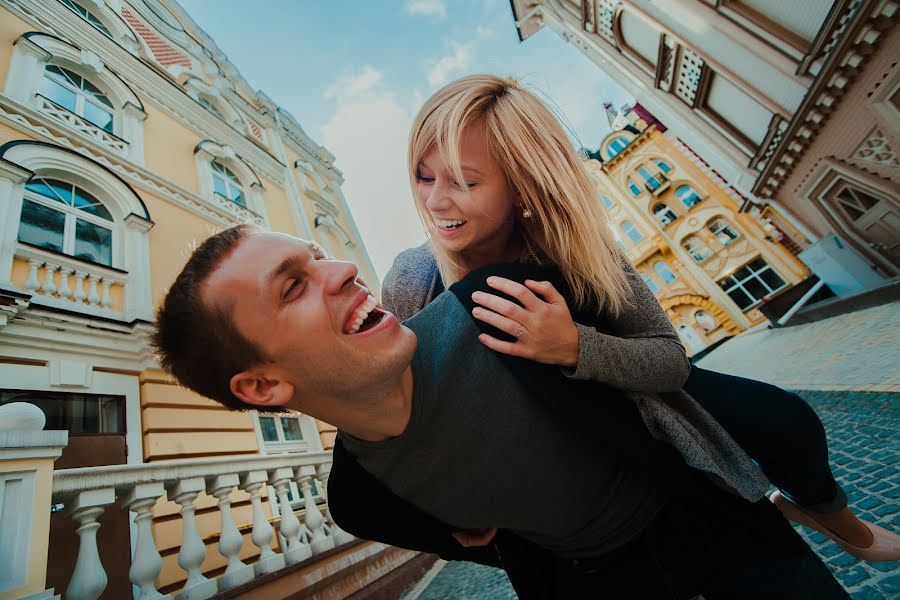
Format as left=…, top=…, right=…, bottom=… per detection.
left=452, top=527, right=498, bottom=547
left=471, top=277, right=579, bottom=368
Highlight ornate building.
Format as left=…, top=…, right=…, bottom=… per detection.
left=589, top=104, right=809, bottom=355
left=512, top=0, right=899, bottom=295
left=0, top=2, right=410, bottom=600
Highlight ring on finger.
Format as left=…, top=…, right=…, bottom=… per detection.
left=515, top=324, right=526, bottom=338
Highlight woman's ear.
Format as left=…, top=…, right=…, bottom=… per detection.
left=230, top=369, right=294, bottom=408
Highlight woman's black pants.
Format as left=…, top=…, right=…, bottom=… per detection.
left=685, top=365, right=847, bottom=513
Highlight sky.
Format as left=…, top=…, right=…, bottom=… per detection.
left=179, top=0, right=634, bottom=280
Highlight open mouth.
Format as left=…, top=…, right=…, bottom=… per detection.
left=436, top=219, right=467, bottom=230
left=347, top=294, right=387, bottom=335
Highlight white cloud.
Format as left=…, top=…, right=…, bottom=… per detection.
left=425, top=41, right=475, bottom=87
left=324, top=65, right=384, bottom=100
left=405, top=0, right=446, bottom=18
left=321, top=71, right=427, bottom=282
left=475, top=26, right=496, bottom=41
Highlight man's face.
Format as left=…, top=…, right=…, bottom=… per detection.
left=202, top=232, right=416, bottom=408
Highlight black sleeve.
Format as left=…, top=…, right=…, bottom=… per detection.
left=328, top=440, right=502, bottom=567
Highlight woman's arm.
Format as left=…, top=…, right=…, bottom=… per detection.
left=565, top=259, right=690, bottom=392
left=380, top=245, right=439, bottom=322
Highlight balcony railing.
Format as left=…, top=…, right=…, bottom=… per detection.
left=51, top=451, right=352, bottom=600
left=36, top=94, right=129, bottom=155
left=644, top=172, right=670, bottom=196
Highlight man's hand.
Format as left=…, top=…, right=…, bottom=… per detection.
left=452, top=527, right=498, bottom=547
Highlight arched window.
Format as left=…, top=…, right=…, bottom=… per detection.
left=211, top=161, right=246, bottom=207
left=197, top=95, right=225, bottom=120
left=654, top=261, right=677, bottom=284
left=683, top=236, right=712, bottom=263
left=637, top=165, right=663, bottom=191
left=42, top=65, right=114, bottom=132
left=708, top=218, right=740, bottom=246
left=602, top=195, right=615, bottom=209
left=627, top=178, right=641, bottom=196
left=61, top=0, right=113, bottom=37
left=18, top=177, right=113, bottom=266
left=653, top=203, right=678, bottom=226
left=654, top=160, right=671, bottom=173
left=641, top=274, right=660, bottom=294
left=676, top=185, right=702, bottom=209
left=606, top=137, right=630, bottom=159
left=621, top=221, right=643, bottom=243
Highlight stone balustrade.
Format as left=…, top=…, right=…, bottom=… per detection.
left=16, top=245, right=126, bottom=312
left=51, top=452, right=353, bottom=600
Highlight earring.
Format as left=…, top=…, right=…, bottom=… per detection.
left=520, top=206, right=532, bottom=220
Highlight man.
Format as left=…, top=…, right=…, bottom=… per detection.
left=153, top=225, right=849, bottom=599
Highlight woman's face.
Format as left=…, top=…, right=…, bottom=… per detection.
left=414, top=125, right=518, bottom=257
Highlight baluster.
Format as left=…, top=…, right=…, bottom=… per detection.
left=269, top=467, right=310, bottom=564
left=87, top=274, right=100, bottom=306
left=205, top=474, right=254, bottom=590
left=295, top=465, right=333, bottom=554
left=58, top=267, right=73, bottom=300
left=41, top=263, right=58, bottom=296
left=122, top=483, right=170, bottom=599
left=239, top=470, right=285, bottom=575
left=66, top=488, right=116, bottom=600
left=73, top=271, right=87, bottom=303
left=166, top=478, right=217, bottom=600
left=100, top=279, right=113, bottom=308
left=316, top=463, right=353, bottom=545
left=24, top=259, right=41, bottom=292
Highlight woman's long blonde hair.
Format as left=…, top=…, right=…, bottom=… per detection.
left=408, top=74, right=631, bottom=316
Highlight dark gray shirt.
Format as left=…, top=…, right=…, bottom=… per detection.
left=341, top=289, right=670, bottom=559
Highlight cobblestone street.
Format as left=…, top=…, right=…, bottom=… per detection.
left=404, top=304, right=900, bottom=599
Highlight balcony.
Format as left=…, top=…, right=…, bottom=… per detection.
left=36, top=95, right=129, bottom=156
left=643, top=172, right=671, bottom=196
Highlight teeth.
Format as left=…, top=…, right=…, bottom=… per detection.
left=348, top=295, right=378, bottom=334
left=436, top=219, right=466, bottom=229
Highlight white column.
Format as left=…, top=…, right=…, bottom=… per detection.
left=123, top=215, right=154, bottom=320
left=121, top=482, right=170, bottom=599
left=166, top=478, right=217, bottom=600
left=239, top=470, right=285, bottom=576
left=315, top=463, right=353, bottom=546
left=268, top=467, right=310, bottom=564
left=40, top=263, right=57, bottom=296
left=0, top=164, right=30, bottom=286
left=205, top=474, right=254, bottom=591
left=66, top=488, right=116, bottom=600
left=121, top=102, right=148, bottom=164
left=3, top=36, right=51, bottom=104
left=295, top=465, right=333, bottom=555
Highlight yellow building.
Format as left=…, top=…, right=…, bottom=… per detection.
left=0, top=2, right=415, bottom=599
left=589, top=104, right=810, bottom=355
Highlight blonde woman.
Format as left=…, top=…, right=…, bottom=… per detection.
left=382, top=74, right=898, bottom=566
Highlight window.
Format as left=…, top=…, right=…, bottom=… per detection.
left=637, top=165, right=664, bottom=191
left=719, top=258, right=787, bottom=310
left=1, top=389, right=124, bottom=433
left=258, top=414, right=307, bottom=451
left=602, top=195, right=615, bottom=209
left=627, top=178, right=642, bottom=196
left=708, top=218, right=740, bottom=246
left=654, top=160, right=671, bottom=173
left=621, top=221, right=643, bottom=243
left=607, top=137, right=630, bottom=159
left=641, top=274, right=660, bottom=294
left=676, top=185, right=702, bottom=209
left=653, top=203, right=678, bottom=227
left=834, top=187, right=880, bottom=222
left=42, top=65, right=114, bottom=133
left=19, top=177, right=113, bottom=266
left=197, top=95, right=225, bottom=121
left=683, top=236, right=712, bottom=263
left=61, top=0, right=113, bottom=37
left=211, top=161, right=246, bottom=207
left=654, top=261, right=677, bottom=284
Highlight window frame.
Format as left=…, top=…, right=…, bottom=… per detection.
left=676, top=185, right=703, bottom=209
left=60, top=0, right=114, bottom=38
left=621, top=220, right=644, bottom=244
left=718, top=258, right=787, bottom=310
left=210, top=160, right=246, bottom=207
left=42, top=65, right=115, bottom=133
left=654, top=261, right=678, bottom=284
left=653, top=203, right=678, bottom=227
left=707, top=218, right=740, bottom=247
left=683, top=235, right=713, bottom=263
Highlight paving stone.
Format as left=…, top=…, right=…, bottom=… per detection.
left=852, top=585, right=886, bottom=600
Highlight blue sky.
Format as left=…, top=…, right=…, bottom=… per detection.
left=180, top=0, right=633, bottom=279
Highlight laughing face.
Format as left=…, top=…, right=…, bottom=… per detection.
left=415, top=124, right=520, bottom=264
left=201, top=232, right=416, bottom=412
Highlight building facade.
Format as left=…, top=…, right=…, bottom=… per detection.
left=511, top=0, right=899, bottom=293
left=0, top=1, right=398, bottom=598
left=589, top=105, right=809, bottom=355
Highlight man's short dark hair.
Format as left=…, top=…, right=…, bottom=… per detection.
left=152, top=224, right=278, bottom=411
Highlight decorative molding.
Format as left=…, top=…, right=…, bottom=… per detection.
left=852, top=127, right=899, bottom=167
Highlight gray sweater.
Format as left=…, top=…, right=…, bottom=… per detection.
left=381, top=244, right=769, bottom=502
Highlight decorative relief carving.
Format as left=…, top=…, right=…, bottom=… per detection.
left=852, top=128, right=899, bottom=167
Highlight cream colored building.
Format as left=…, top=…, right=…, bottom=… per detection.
left=0, top=2, right=413, bottom=599
left=512, top=0, right=899, bottom=294
left=590, top=104, right=809, bottom=355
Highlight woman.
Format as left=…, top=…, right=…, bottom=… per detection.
left=382, top=74, right=898, bottom=561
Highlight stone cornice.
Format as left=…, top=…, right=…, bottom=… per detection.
left=0, top=94, right=263, bottom=227
left=753, top=0, right=897, bottom=199
left=6, top=0, right=287, bottom=185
